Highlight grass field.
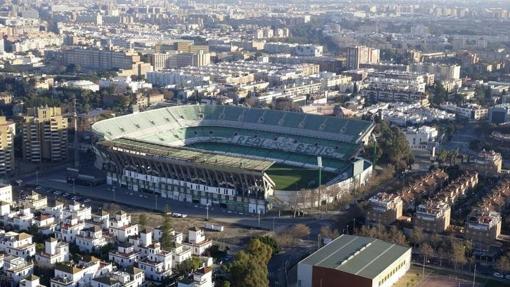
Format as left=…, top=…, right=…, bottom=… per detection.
left=266, top=163, right=336, bottom=190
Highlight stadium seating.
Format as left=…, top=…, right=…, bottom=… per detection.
left=92, top=105, right=373, bottom=172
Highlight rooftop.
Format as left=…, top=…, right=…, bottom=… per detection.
left=100, top=138, right=275, bottom=173
left=300, top=234, right=410, bottom=279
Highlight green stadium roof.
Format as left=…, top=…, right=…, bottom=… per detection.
left=300, top=235, right=410, bottom=279
left=100, top=138, right=275, bottom=173
left=92, top=104, right=374, bottom=145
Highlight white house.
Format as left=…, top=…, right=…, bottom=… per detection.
left=137, top=242, right=173, bottom=282
left=57, top=216, right=85, bottom=243
left=35, top=237, right=70, bottom=267
left=0, top=183, right=13, bottom=203
left=51, top=256, right=113, bottom=287
left=108, top=210, right=139, bottom=242
left=178, top=267, right=214, bottom=287
left=90, top=267, right=145, bottom=287
left=0, top=231, right=36, bottom=258
left=75, top=226, right=108, bottom=253
left=184, top=228, right=212, bottom=256
left=4, top=255, right=34, bottom=284
left=404, top=125, right=439, bottom=150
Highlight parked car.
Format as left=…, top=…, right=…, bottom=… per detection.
left=494, top=272, right=504, bottom=278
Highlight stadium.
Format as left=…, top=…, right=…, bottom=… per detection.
left=91, top=105, right=374, bottom=214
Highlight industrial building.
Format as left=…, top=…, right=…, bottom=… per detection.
left=297, top=235, right=411, bottom=287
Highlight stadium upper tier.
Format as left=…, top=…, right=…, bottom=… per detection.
left=92, top=105, right=374, bottom=162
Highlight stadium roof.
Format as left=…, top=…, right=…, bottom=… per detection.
left=92, top=104, right=374, bottom=144
left=100, top=138, right=275, bottom=172
left=299, top=235, right=410, bottom=279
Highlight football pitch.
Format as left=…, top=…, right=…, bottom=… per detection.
left=266, top=163, right=337, bottom=190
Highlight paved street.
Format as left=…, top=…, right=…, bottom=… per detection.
left=21, top=165, right=344, bottom=233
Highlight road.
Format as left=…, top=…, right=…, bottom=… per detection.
left=22, top=165, right=345, bottom=233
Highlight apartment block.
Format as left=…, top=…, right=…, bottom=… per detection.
left=0, top=117, right=15, bottom=175
left=347, top=46, right=380, bottom=69
left=22, top=106, right=69, bottom=163
left=366, top=193, right=403, bottom=225
left=414, top=201, right=451, bottom=233
left=61, top=47, right=140, bottom=71
left=465, top=209, right=501, bottom=244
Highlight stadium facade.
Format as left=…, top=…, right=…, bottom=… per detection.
left=91, top=105, right=374, bottom=214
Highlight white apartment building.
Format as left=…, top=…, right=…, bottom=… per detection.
left=91, top=268, right=145, bottom=287
left=410, top=63, right=461, bottom=81
left=404, top=126, right=439, bottom=150
left=63, top=202, right=92, bottom=221
left=4, top=255, right=34, bottom=284
left=0, top=207, right=34, bottom=231
left=137, top=242, right=173, bottom=282
left=173, top=244, right=193, bottom=268
left=0, top=183, right=12, bottom=203
left=75, top=226, right=108, bottom=253
left=57, top=216, right=85, bottom=243
left=109, top=242, right=139, bottom=268
left=109, top=210, right=139, bottom=242
left=184, top=228, right=212, bottom=256
left=21, top=192, right=47, bottom=210
left=0, top=231, right=36, bottom=259
left=19, top=275, right=45, bottom=287
left=51, top=257, right=113, bottom=287
left=440, top=102, right=488, bottom=120
left=35, top=237, right=70, bottom=267
left=99, top=77, right=152, bottom=93
left=178, top=267, right=214, bottom=287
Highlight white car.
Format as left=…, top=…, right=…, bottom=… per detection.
left=494, top=272, right=504, bottom=278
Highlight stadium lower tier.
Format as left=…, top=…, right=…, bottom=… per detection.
left=95, top=138, right=372, bottom=214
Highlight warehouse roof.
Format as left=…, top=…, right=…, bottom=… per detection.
left=299, top=235, right=410, bottom=279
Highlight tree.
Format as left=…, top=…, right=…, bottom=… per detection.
left=160, top=214, right=173, bottom=250
left=376, top=121, right=414, bottom=171
left=288, top=224, right=310, bottom=239
left=319, top=226, right=339, bottom=239
left=176, top=256, right=202, bottom=275
left=451, top=240, right=467, bottom=271
left=228, top=238, right=273, bottom=287
left=496, top=253, right=510, bottom=274
left=253, top=236, right=280, bottom=256
left=419, top=243, right=434, bottom=262
left=410, top=227, right=424, bottom=247
left=387, top=226, right=407, bottom=245
left=36, top=243, right=44, bottom=252
left=430, top=82, right=448, bottom=106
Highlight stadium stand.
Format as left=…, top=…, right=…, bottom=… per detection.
left=92, top=105, right=374, bottom=213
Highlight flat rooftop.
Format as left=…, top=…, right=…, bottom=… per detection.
left=300, top=234, right=410, bottom=279
left=100, top=138, right=275, bottom=172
